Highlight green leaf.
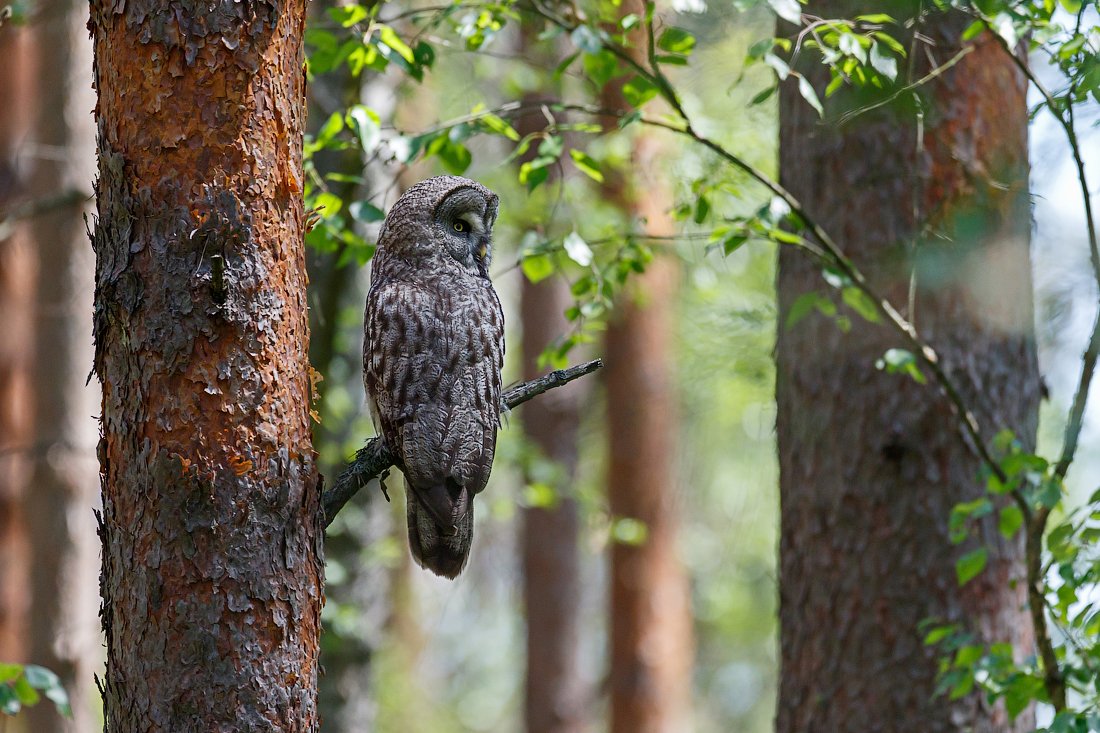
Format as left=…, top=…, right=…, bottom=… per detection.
left=875, top=348, right=927, bottom=384
left=570, top=25, right=602, bottom=54
left=13, top=676, right=38, bottom=706
left=0, top=664, right=22, bottom=682
left=0, top=683, right=20, bottom=715
left=998, top=505, right=1023, bottom=539
left=1038, top=477, right=1063, bottom=508
left=751, top=85, right=778, bottom=105
left=922, top=625, right=955, bottom=646
left=377, top=25, right=414, bottom=64
left=346, top=105, right=380, bottom=155
left=522, top=482, right=558, bottom=508
left=519, top=160, right=551, bottom=192
left=657, top=27, right=695, bottom=56
left=798, top=75, right=823, bottom=116
left=767, top=0, right=802, bottom=23
left=694, top=195, right=710, bottom=224
left=315, top=111, right=344, bottom=148
left=622, top=76, right=659, bottom=107
left=349, top=201, right=385, bottom=223
left=563, top=231, right=593, bottom=267
left=327, top=4, right=368, bottom=27
left=960, top=21, right=984, bottom=42
left=413, top=41, right=435, bottom=68
left=841, top=286, right=880, bottom=323
left=521, top=254, right=555, bottom=284
left=311, top=191, right=343, bottom=218
left=583, top=49, right=619, bottom=88
left=428, top=138, right=472, bottom=175
left=871, top=31, right=906, bottom=56
left=869, top=42, right=898, bottom=81
left=655, top=54, right=689, bottom=66
left=855, top=13, right=894, bottom=23
left=763, top=52, right=790, bottom=80
left=723, top=234, right=748, bottom=256
left=956, top=547, right=987, bottom=586
left=22, top=666, right=59, bottom=690
left=610, top=517, right=649, bottom=545
left=568, top=149, right=604, bottom=183
left=538, top=135, right=564, bottom=159
left=477, top=111, right=520, bottom=141
left=785, top=292, right=835, bottom=329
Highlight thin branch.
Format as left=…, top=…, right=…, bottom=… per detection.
left=1027, top=503, right=1067, bottom=709
left=836, top=45, right=973, bottom=127
left=322, top=358, right=603, bottom=526
left=0, top=188, right=88, bottom=240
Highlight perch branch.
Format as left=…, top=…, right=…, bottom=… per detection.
left=322, top=358, right=603, bottom=526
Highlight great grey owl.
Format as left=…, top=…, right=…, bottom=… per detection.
left=364, top=176, right=504, bottom=579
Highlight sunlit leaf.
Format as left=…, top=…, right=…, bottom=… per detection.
left=563, top=231, right=593, bottom=266
left=568, top=149, right=604, bottom=182
left=798, top=75, right=823, bottom=115
left=657, top=27, right=695, bottom=56
left=767, top=0, right=802, bottom=24
left=870, top=42, right=897, bottom=81
left=622, top=75, right=659, bottom=107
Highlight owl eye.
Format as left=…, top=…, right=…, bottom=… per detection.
left=453, top=220, right=468, bottom=234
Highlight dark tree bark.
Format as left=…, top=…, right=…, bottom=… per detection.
left=776, top=4, right=1036, bottom=731
left=21, top=0, right=101, bottom=730
left=89, top=0, right=323, bottom=729
left=601, top=7, right=694, bottom=725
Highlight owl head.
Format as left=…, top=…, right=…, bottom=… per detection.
left=378, top=175, right=499, bottom=278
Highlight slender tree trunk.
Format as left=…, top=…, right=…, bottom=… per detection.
left=88, top=0, right=323, bottom=729
left=520, top=276, right=586, bottom=733
left=0, top=21, right=34, bottom=665
left=514, top=14, right=587, bottom=733
left=21, top=0, right=101, bottom=730
left=601, top=6, right=694, bottom=725
left=776, top=5, right=1036, bottom=730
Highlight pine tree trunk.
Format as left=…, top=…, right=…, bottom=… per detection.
left=88, top=0, right=323, bottom=729
left=601, top=7, right=694, bottom=721
left=520, top=274, right=586, bottom=733
left=0, top=21, right=34, bottom=666
left=514, top=15, right=588, bottom=733
left=776, top=5, right=1036, bottom=730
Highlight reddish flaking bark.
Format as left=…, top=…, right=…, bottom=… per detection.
left=89, top=0, right=323, bottom=729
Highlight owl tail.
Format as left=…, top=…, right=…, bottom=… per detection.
left=405, top=478, right=474, bottom=579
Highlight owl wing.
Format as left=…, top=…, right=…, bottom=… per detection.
left=364, top=277, right=504, bottom=516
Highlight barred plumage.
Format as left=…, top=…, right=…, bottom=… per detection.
left=364, top=176, right=504, bottom=578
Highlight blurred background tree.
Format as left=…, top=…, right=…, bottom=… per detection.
left=1, top=0, right=1098, bottom=730
left=0, top=0, right=99, bottom=729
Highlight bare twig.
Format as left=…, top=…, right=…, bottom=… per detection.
left=0, top=188, right=88, bottom=240
left=836, top=46, right=973, bottom=126
left=322, top=358, right=603, bottom=525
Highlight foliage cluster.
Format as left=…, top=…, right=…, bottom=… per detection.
left=301, top=0, right=1097, bottom=729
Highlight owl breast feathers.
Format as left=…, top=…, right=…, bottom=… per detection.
left=364, top=176, right=505, bottom=578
